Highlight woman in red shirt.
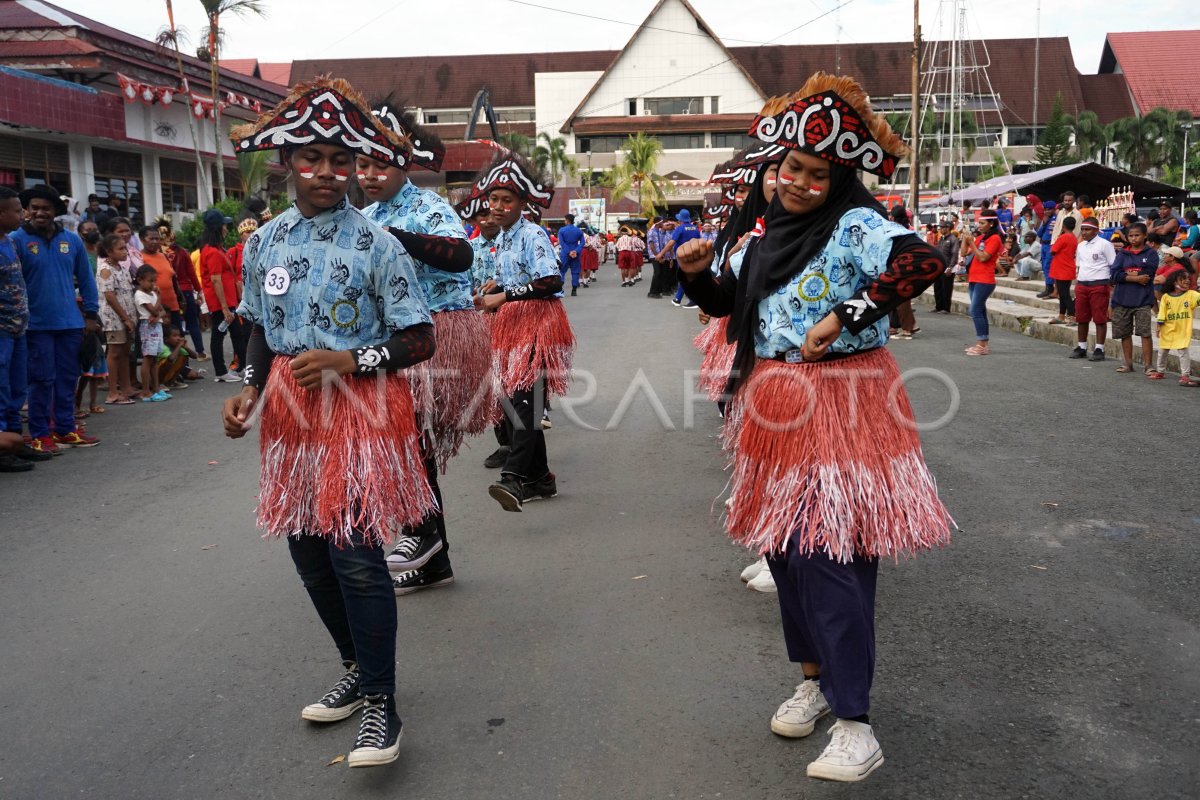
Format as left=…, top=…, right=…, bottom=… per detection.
left=1048, top=216, right=1078, bottom=325
left=197, top=209, right=244, bottom=382
left=960, top=210, right=1004, bottom=355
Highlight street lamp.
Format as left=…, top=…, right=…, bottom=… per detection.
left=1182, top=122, right=1194, bottom=213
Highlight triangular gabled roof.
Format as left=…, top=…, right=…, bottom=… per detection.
left=1099, top=30, right=1200, bottom=116
left=560, top=0, right=765, bottom=133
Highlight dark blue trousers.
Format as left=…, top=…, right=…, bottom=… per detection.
left=288, top=532, right=397, bottom=695
left=25, top=329, right=81, bottom=438
left=0, top=331, right=27, bottom=433
left=767, top=543, right=879, bottom=719
left=560, top=256, right=581, bottom=288
left=1040, top=242, right=1054, bottom=289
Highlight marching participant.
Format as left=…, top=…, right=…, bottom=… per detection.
left=359, top=102, right=496, bottom=595
left=222, top=77, right=435, bottom=768
left=470, top=152, right=575, bottom=511
left=677, top=73, right=951, bottom=783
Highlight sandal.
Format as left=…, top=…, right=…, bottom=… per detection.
left=1115, top=365, right=1134, bottom=373
left=1180, top=377, right=1200, bottom=387
left=1147, top=371, right=1165, bottom=380
left=965, top=345, right=990, bottom=356
left=105, top=396, right=135, bottom=405
left=89, top=405, right=106, bottom=414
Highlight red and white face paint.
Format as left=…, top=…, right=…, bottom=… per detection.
left=298, top=170, right=316, bottom=180
left=778, top=172, right=796, bottom=186
left=332, top=168, right=350, bottom=183
left=806, top=185, right=823, bottom=197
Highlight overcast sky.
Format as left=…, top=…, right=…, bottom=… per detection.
left=52, top=0, right=1176, bottom=74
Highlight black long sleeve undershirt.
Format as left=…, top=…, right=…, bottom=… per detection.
left=242, top=322, right=437, bottom=392
left=497, top=274, right=564, bottom=302
left=387, top=228, right=473, bottom=273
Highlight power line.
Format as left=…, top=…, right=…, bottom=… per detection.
left=499, top=0, right=773, bottom=45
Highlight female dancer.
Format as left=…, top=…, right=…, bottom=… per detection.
left=677, top=73, right=952, bottom=783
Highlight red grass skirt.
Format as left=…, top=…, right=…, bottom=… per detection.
left=721, top=348, right=952, bottom=562
left=408, top=309, right=501, bottom=473
left=257, top=355, right=436, bottom=546
left=692, top=316, right=736, bottom=402
left=490, top=297, right=575, bottom=396
left=581, top=247, right=599, bottom=271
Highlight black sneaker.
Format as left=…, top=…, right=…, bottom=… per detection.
left=541, top=409, right=552, bottom=430
left=0, top=454, right=33, bottom=473
left=392, top=564, right=455, bottom=596
left=522, top=472, right=558, bottom=503
left=488, top=477, right=524, bottom=512
left=15, top=444, right=52, bottom=462
left=301, top=661, right=364, bottom=722
left=1069, top=346, right=1087, bottom=359
left=386, top=534, right=444, bottom=572
left=571, top=287, right=578, bottom=296
left=1089, top=349, right=1105, bottom=362
left=484, top=446, right=510, bottom=469
left=348, top=694, right=403, bottom=768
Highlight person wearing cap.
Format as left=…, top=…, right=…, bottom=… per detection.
left=557, top=213, right=585, bottom=296
left=933, top=220, right=958, bottom=312
left=222, top=77, right=437, bottom=768
left=10, top=184, right=101, bottom=453
left=670, top=208, right=700, bottom=307
left=1070, top=217, right=1117, bottom=361
left=960, top=208, right=1004, bottom=355
left=197, top=209, right=244, bottom=382
left=1151, top=244, right=1193, bottom=307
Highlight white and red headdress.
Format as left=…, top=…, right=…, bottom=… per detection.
left=470, top=152, right=554, bottom=209
left=230, top=77, right=408, bottom=169
left=372, top=103, right=446, bottom=172
left=748, top=73, right=908, bottom=179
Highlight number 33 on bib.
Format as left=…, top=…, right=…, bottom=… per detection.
left=264, top=266, right=291, bottom=295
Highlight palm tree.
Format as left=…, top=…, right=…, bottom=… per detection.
left=497, top=132, right=532, bottom=157
left=535, top=133, right=578, bottom=186
left=156, top=1, right=210, bottom=204
left=608, top=132, right=674, bottom=219
left=1068, top=110, right=1112, bottom=164
left=1110, top=108, right=1183, bottom=176
left=198, top=0, right=267, bottom=200
left=236, top=150, right=271, bottom=198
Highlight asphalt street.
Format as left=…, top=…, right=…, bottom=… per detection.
left=0, top=275, right=1197, bottom=800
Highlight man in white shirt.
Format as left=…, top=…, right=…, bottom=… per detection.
left=1014, top=231, right=1042, bottom=280
left=1071, top=217, right=1118, bottom=361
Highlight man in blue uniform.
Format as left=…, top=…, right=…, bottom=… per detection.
left=557, top=213, right=584, bottom=297
left=670, top=209, right=701, bottom=307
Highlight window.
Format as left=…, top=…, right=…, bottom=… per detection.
left=211, top=166, right=244, bottom=201
left=497, top=108, right=536, bottom=122
left=92, top=147, right=143, bottom=225
left=577, top=136, right=628, bottom=154
left=711, top=133, right=756, bottom=149
left=643, top=97, right=704, bottom=116
left=711, top=96, right=719, bottom=114
left=659, top=133, right=704, bottom=150
left=627, top=99, right=637, bottom=116
left=0, top=135, right=71, bottom=194
left=160, top=157, right=199, bottom=213
left=424, top=110, right=471, bottom=125
left=1006, top=127, right=1041, bottom=147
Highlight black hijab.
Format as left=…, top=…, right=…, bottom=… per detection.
left=724, top=164, right=885, bottom=392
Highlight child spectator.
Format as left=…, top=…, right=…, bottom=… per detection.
left=95, top=234, right=136, bottom=404
left=1072, top=217, right=1117, bottom=361
left=1152, top=269, right=1200, bottom=384
left=133, top=265, right=168, bottom=402
left=74, top=328, right=107, bottom=418
left=1109, top=222, right=1158, bottom=374
left=157, top=324, right=197, bottom=390
left=1014, top=231, right=1042, bottom=280
left=1153, top=246, right=1194, bottom=304
left=1048, top=216, right=1077, bottom=325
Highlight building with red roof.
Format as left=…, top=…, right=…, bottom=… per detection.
left=1099, top=31, right=1200, bottom=116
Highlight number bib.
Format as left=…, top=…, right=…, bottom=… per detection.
left=264, top=266, right=291, bottom=296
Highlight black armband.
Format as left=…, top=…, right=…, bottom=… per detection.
left=243, top=324, right=274, bottom=391
left=831, top=235, right=946, bottom=334
left=351, top=323, right=436, bottom=373
left=389, top=229, right=473, bottom=273
left=505, top=274, right=563, bottom=301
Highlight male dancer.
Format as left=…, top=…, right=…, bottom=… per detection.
left=222, top=78, right=435, bottom=768
left=360, top=103, right=492, bottom=595
left=470, top=153, right=575, bottom=510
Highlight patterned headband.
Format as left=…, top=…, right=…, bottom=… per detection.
left=372, top=104, right=446, bottom=172
left=521, top=202, right=543, bottom=223
left=721, top=186, right=739, bottom=204
left=748, top=90, right=901, bottom=178
left=232, top=80, right=406, bottom=168
left=710, top=162, right=762, bottom=187
left=733, top=142, right=787, bottom=168
left=455, top=194, right=489, bottom=220
left=473, top=158, right=554, bottom=208
left=703, top=203, right=732, bottom=223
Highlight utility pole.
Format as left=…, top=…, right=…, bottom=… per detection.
left=910, top=0, right=921, bottom=221
left=1032, top=0, right=1041, bottom=145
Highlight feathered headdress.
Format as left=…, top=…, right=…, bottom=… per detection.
left=153, top=214, right=173, bottom=231
left=230, top=76, right=409, bottom=168
left=748, top=72, right=908, bottom=178
left=372, top=100, right=446, bottom=172
left=469, top=150, right=554, bottom=208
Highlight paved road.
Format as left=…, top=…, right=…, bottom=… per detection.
left=1, top=278, right=1197, bottom=800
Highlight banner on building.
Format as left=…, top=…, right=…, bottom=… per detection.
left=568, top=198, right=605, bottom=231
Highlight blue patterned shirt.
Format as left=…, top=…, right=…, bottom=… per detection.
left=237, top=198, right=431, bottom=355
left=470, top=234, right=498, bottom=294
left=0, top=234, right=28, bottom=336
left=363, top=180, right=473, bottom=312
left=494, top=217, right=561, bottom=296
left=754, top=207, right=910, bottom=357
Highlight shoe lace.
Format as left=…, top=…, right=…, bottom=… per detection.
left=827, top=721, right=860, bottom=754
left=788, top=681, right=821, bottom=708
left=320, top=667, right=359, bottom=705
left=393, top=569, right=420, bottom=585
left=355, top=699, right=388, bottom=749
left=391, top=536, right=421, bottom=559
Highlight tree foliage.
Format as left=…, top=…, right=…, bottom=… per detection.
left=1035, top=94, right=1073, bottom=168
left=608, top=132, right=674, bottom=218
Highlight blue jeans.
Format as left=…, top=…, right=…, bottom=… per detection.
left=288, top=531, right=397, bottom=695
left=967, top=282, right=995, bottom=340
left=1040, top=243, right=1053, bottom=288
left=0, top=331, right=27, bottom=433
left=26, top=329, right=81, bottom=438
left=181, top=291, right=206, bottom=355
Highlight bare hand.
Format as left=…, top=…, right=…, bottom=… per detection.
left=84, top=317, right=100, bottom=335
left=676, top=238, right=715, bottom=276
left=482, top=292, right=506, bottom=312
left=480, top=280, right=498, bottom=296
left=221, top=387, right=258, bottom=438
left=290, top=349, right=355, bottom=390
left=698, top=312, right=711, bottom=325
left=222, top=308, right=234, bottom=325
left=801, top=313, right=844, bottom=362
left=123, top=318, right=135, bottom=334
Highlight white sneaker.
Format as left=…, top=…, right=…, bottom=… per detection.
left=740, top=556, right=767, bottom=583
left=806, top=719, right=884, bottom=782
left=771, top=680, right=830, bottom=738
left=747, top=568, right=777, bottom=593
